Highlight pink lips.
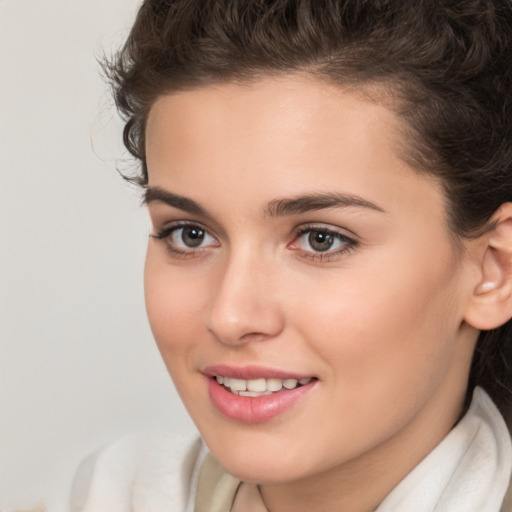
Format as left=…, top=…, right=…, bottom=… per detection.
left=204, top=365, right=317, bottom=424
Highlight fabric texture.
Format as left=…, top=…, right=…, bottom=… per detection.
left=70, top=388, right=512, bottom=512
left=70, top=429, right=206, bottom=512
left=230, top=482, right=268, bottom=512
left=376, top=388, right=511, bottom=512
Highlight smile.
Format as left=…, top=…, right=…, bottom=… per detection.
left=215, top=375, right=313, bottom=397
left=205, top=368, right=318, bottom=423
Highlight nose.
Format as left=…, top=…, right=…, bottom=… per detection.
left=206, top=251, right=285, bottom=346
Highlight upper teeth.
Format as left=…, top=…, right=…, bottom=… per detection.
left=216, top=375, right=312, bottom=394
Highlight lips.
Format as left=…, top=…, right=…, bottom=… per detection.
left=203, top=365, right=317, bottom=423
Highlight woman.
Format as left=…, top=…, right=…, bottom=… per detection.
left=71, top=1, right=512, bottom=510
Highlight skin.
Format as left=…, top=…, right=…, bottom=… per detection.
left=143, top=76, right=483, bottom=512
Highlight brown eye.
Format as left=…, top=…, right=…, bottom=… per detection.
left=294, top=227, right=357, bottom=257
left=180, top=226, right=205, bottom=247
left=308, top=231, right=334, bottom=252
left=152, top=222, right=219, bottom=257
left=165, top=224, right=217, bottom=250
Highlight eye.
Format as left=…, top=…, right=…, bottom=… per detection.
left=302, top=230, right=339, bottom=252
left=171, top=225, right=212, bottom=249
left=152, top=222, right=218, bottom=255
left=291, top=226, right=357, bottom=259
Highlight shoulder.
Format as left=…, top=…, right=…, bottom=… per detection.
left=70, top=428, right=207, bottom=512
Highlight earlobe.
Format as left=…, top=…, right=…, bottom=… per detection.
left=465, top=204, right=512, bottom=331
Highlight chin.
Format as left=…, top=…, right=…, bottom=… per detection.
left=217, top=457, right=302, bottom=485
left=202, top=432, right=315, bottom=484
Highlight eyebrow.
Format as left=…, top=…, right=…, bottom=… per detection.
left=265, top=192, right=385, bottom=217
left=144, top=187, right=208, bottom=216
left=144, top=187, right=385, bottom=218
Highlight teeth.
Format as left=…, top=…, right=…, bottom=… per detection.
left=247, top=378, right=266, bottom=392
left=216, top=375, right=313, bottom=394
left=266, top=378, right=283, bottom=392
left=239, top=390, right=273, bottom=397
left=283, top=378, right=298, bottom=389
left=229, top=378, right=247, bottom=391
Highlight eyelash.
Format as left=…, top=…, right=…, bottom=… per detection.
left=292, top=225, right=358, bottom=262
left=151, top=221, right=358, bottom=261
left=152, top=222, right=218, bottom=259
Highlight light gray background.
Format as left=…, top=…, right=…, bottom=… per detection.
left=0, top=1, right=193, bottom=508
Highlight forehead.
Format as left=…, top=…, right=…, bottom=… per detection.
left=145, top=76, right=447, bottom=229
left=146, top=76, right=396, bottom=149
left=146, top=76, right=402, bottom=179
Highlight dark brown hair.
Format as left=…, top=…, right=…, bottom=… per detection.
left=106, top=0, right=512, bottom=418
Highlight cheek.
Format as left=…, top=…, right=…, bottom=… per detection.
left=289, top=248, right=463, bottom=397
left=144, top=248, right=206, bottom=368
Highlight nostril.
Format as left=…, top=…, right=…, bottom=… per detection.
left=206, top=308, right=284, bottom=345
left=205, top=263, right=285, bottom=345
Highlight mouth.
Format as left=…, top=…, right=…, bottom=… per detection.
left=204, top=366, right=318, bottom=423
left=214, top=375, right=315, bottom=397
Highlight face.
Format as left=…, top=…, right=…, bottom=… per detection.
left=144, top=76, right=479, bottom=486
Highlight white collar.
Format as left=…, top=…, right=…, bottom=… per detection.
left=377, top=387, right=512, bottom=512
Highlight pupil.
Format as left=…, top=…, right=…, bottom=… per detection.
left=182, top=227, right=204, bottom=247
left=309, top=231, right=333, bottom=252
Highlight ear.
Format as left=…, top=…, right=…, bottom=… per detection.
left=464, top=203, right=512, bottom=330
